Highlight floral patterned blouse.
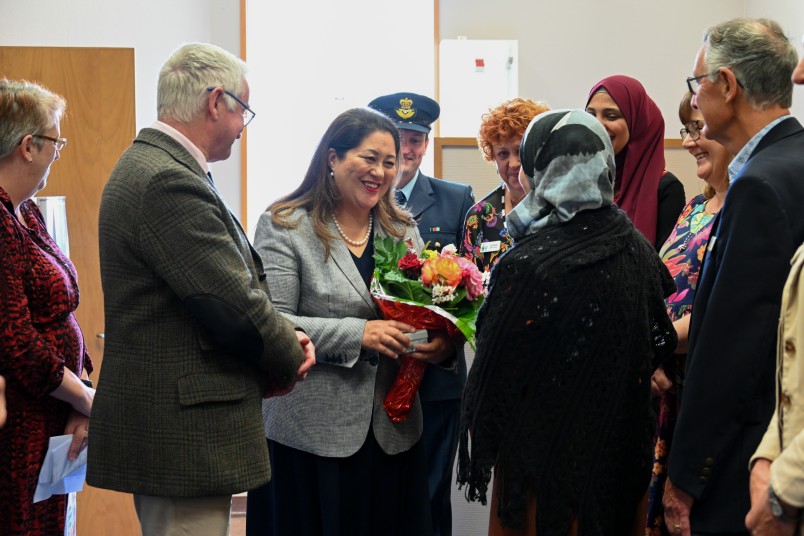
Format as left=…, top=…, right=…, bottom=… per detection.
left=658, top=194, right=717, bottom=322
left=647, top=193, right=717, bottom=535
left=461, top=184, right=514, bottom=273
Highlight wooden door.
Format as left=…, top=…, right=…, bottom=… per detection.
left=0, top=46, right=140, bottom=535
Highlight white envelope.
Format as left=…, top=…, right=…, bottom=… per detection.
left=34, top=434, right=87, bottom=503
left=404, top=329, right=431, bottom=354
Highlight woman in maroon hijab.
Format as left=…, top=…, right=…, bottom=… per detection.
left=586, top=75, right=685, bottom=249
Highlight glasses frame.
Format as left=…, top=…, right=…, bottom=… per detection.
left=206, top=87, right=255, bottom=127
left=32, top=134, right=67, bottom=151
left=680, top=120, right=704, bottom=141
left=687, top=67, right=746, bottom=96
left=686, top=70, right=721, bottom=96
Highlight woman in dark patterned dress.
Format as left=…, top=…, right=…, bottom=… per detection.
left=645, top=93, right=730, bottom=535
left=0, top=79, right=94, bottom=535
left=461, top=98, right=550, bottom=274
left=458, top=109, right=677, bottom=535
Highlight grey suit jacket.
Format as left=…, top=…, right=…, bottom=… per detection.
left=88, top=128, right=304, bottom=497
left=254, top=209, right=425, bottom=457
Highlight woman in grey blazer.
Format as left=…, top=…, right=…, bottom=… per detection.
left=248, top=108, right=455, bottom=536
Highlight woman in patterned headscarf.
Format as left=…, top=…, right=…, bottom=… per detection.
left=458, top=109, right=677, bottom=535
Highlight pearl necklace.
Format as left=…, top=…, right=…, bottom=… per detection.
left=333, top=212, right=373, bottom=247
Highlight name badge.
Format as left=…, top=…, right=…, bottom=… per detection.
left=480, top=241, right=501, bottom=253
left=707, top=236, right=717, bottom=252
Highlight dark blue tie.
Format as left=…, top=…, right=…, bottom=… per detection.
left=395, top=190, right=406, bottom=206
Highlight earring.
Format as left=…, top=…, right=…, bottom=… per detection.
left=330, top=170, right=335, bottom=179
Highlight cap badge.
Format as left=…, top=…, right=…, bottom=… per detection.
left=395, top=97, right=416, bottom=120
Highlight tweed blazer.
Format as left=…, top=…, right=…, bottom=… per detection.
left=254, top=209, right=425, bottom=457
left=87, top=128, right=304, bottom=497
left=406, top=173, right=475, bottom=401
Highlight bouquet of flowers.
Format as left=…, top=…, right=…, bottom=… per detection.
left=371, top=235, right=486, bottom=422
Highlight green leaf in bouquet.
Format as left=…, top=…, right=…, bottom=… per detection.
left=451, top=298, right=484, bottom=350
left=380, top=269, right=432, bottom=303
left=373, top=235, right=407, bottom=269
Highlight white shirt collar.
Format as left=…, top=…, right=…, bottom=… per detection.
left=150, top=121, right=209, bottom=174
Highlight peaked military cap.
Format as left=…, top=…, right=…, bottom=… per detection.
left=368, top=92, right=440, bottom=133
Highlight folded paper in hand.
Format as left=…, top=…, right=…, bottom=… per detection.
left=404, top=329, right=431, bottom=354
left=34, top=434, right=87, bottom=503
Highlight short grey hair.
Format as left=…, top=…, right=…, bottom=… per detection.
left=703, top=18, right=798, bottom=110
left=157, top=43, right=247, bottom=123
left=0, top=78, right=66, bottom=160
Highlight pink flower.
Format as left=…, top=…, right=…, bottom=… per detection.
left=456, top=257, right=485, bottom=301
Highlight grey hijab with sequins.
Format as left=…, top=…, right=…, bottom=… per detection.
left=507, top=109, right=616, bottom=241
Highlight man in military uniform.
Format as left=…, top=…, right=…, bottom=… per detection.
left=369, top=92, right=475, bottom=536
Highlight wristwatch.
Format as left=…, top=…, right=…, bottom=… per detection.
left=768, top=483, right=801, bottom=523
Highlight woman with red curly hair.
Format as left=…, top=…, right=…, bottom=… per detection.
left=461, top=98, right=550, bottom=273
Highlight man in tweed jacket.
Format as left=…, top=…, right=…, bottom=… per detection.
left=87, top=43, right=315, bottom=535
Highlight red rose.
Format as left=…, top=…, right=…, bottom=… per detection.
left=398, top=253, right=423, bottom=278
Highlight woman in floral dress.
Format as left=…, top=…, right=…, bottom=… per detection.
left=646, top=92, right=731, bottom=535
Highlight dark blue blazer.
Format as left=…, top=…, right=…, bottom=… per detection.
left=406, top=173, right=475, bottom=401
left=668, top=117, right=804, bottom=532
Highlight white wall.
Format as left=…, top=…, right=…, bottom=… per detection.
left=0, top=0, right=243, bottom=217
left=439, top=0, right=804, bottom=139
left=244, top=0, right=435, bottom=236
left=746, top=0, right=804, bottom=121
left=440, top=0, right=737, bottom=138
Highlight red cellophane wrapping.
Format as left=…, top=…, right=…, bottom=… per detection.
left=372, top=295, right=462, bottom=422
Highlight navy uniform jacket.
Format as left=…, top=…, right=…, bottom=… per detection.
left=406, top=173, right=475, bottom=401
left=669, top=117, right=804, bottom=532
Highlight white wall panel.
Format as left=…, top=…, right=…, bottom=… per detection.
left=245, top=0, right=435, bottom=237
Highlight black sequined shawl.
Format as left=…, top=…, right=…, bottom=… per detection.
left=457, top=206, right=676, bottom=535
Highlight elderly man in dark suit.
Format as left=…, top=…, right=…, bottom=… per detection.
left=662, top=18, right=804, bottom=536
left=369, top=92, right=475, bottom=536
left=744, top=37, right=804, bottom=536
left=87, top=43, right=315, bottom=536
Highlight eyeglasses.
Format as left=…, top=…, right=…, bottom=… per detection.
left=32, top=134, right=67, bottom=151
left=686, top=68, right=746, bottom=96
left=206, top=87, right=255, bottom=127
left=686, top=70, right=721, bottom=95
left=680, top=120, right=704, bottom=141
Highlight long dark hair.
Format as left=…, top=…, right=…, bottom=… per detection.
left=269, top=107, right=413, bottom=258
